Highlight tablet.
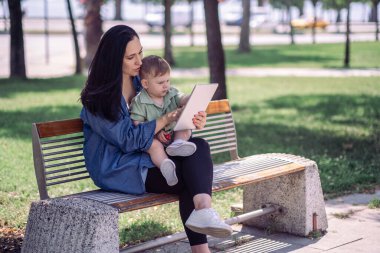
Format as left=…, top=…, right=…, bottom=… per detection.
left=173, top=83, right=218, bottom=131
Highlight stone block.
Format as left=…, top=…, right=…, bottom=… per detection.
left=242, top=154, right=328, bottom=236
left=22, top=197, right=119, bottom=253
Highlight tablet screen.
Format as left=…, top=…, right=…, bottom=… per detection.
left=173, top=83, right=218, bottom=131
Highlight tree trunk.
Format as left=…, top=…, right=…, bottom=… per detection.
left=287, top=6, right=295, bottom=45
left=336, top=8, right=341, bottom=33
left=369, top=4, right=376, bottom=22
left=84, top=0, right=103, bottom=68
left=238, top=0, right=251, bottom=52
left=188, top=0, right=194, bottom=47
left=7, top=0, right=26, bottom=78
left=163, top=0, right=175, bottom=65
left=114, top=0, right=122, bottom=20
left=344, top=1, right=351, bottom=68
left=203, top=0, right=227, bottom=100
left=66, top=0, right=82, bottom=74
left=312, top=1, right=317, bottom=44
left=373, top=0, right=379, bottom=41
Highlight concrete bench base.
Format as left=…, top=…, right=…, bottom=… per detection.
left=242, top=154, right=328, bottom=236
left=22, top=198, right=119, bottom=253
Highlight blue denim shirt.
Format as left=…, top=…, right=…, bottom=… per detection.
left=80, top=77, right=156, bottom=195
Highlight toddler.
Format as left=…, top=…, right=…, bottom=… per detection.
left=130, top=55, right=197, bottom=186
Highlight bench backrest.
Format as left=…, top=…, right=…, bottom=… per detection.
left=32, top=99, right=238, bottom=200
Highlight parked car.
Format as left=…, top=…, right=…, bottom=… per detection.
left=223, top=8, right=268, bottom=28
left=291, top=18, right=329, bottom=29
left=145, top=6, right=191, bottom=28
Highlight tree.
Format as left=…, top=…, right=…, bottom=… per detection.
left=344, top=0, right=351, bottom=68
left=163, top=0, right=175, bottom=65
left=83, top=0, right=103, bottom=68
left=203, top=0, right=227, bottom=99
left=115, top=0, right=122, bottom=20
left=238, top=0, right=251, bottom=52
left=370, top=0, right=379, bottom=41
left=270, top=0, right=295, bottom=45
left=311, top=0, right=319, bottom=44
left=7, top=0, right=26, bottom=78
left=66, top=0, right=82, bottom=74
left=188, top=0, right=195, bottom=46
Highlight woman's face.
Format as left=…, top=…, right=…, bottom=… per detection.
left=123, top=36, right=143, bottom=77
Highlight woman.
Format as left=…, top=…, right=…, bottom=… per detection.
left=80, top=25, right=232, bottom=253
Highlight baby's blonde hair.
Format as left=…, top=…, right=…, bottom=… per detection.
left=139, top=55, right=171, bottom=80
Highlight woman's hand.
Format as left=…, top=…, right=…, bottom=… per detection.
left=193, top=111, right=207, bottom=130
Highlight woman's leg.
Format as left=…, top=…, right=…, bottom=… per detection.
left=145, top=167, right=208, bottom=247
left=145, top=138, right=221, bottom=251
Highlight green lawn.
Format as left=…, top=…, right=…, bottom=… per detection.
left=0, top=75, right=379, bottom=246
left=145, top=41, right=380, bottom=69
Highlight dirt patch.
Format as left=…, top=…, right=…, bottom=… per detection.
left=0, top=226, right=24, bottom=253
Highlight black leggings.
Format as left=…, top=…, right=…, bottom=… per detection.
left=145, top=138, right=213, bottom=246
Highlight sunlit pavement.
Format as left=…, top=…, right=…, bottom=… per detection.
left=130, top=190, right=380, bottom=253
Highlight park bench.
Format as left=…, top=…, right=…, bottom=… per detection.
left=23, top=99, right=327, bottom=253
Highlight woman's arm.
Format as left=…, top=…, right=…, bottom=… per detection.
left=82, top=108, right=179, bottom=153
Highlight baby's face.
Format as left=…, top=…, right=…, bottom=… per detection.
left=144, top=72, right=171, bottom=99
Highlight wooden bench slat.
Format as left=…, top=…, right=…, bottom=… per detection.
left=45, top=165, right=86, bottom=175
left=210, top=147, right=238, bottom=155
left=202, top=117, right=234, bottom=126
left=44, top=148, right=83, bottom=157
left=46, top=175, right=91, bottom=186
left=203, top=113, right=232, bottom=121
left=41, top=141, right=83, bottom=151
left=207, top=137, right=237, bottom=146
left=197, top=122, right=235, bottom=132
left=36, top=119, right=83, bottom=138
left=192, top=128, right=235, bottom=138
left=40, top=135, right=83, bottom=145
left=210, top=142, right=237, bottom=150
left=46, top=170, right=88, bottom=181
left=206, top=99, right=231, bottom=114
left=44, top=159, right=85, bottom=169
left=195, top=132, right=236, bottom=141
left=44, top=153, right=83, bottom=163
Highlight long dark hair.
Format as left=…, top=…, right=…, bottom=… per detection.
left=80, top=25, right=139, bottom=122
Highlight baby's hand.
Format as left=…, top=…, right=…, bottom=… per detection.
left=157, top=130, right=171, bottom=144
left=165, top=109, right=181, bottom=123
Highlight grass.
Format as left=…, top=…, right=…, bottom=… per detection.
left=368, top=197, right=380, bottom=209
left=145, top=41, right=380, bottom=69
left=1, top=75, right=379, bottom=246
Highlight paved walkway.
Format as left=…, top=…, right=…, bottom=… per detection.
left=127, top=190, right=380, bottom=253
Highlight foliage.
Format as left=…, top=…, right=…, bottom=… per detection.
left=322, top=0, right=347, bottom=11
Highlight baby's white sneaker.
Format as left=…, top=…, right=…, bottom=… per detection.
left=166, top=140, right=197, bottom=157
left=185, top=208, right=232, bottom=238
left=160, top=158, right=178, bottom=186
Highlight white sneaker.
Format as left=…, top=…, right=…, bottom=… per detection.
left=166, top=140, right=197, bottom=157
left=160, top=159, right=178, bottom=186
left=185, top=208, right=232, bottom=238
